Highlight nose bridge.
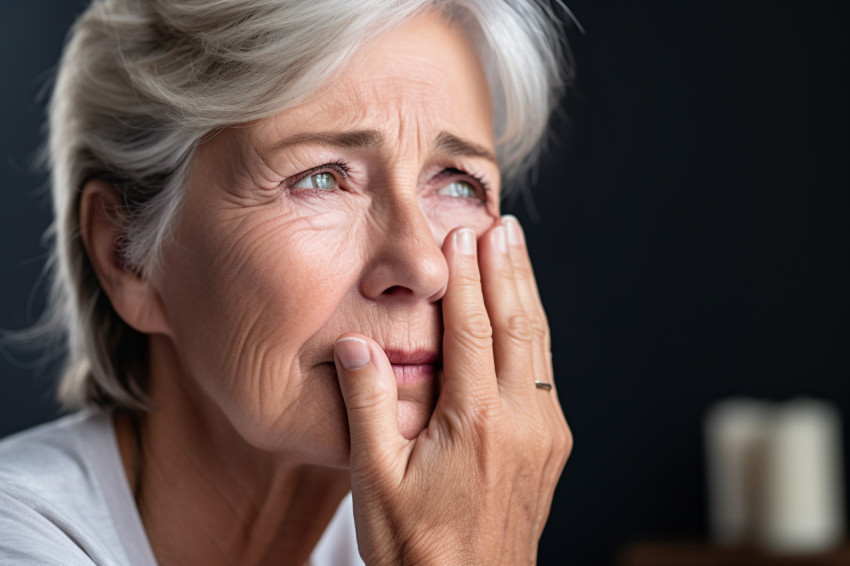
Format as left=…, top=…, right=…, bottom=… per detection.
left=386, top=191, right=435, bottom=247
left=361, top=183, right=448, bottom=302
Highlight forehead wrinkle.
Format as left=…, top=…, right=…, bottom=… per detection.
left=269, top=129, right=384, bottom=153
left=387, top=89, right=444, bottom=158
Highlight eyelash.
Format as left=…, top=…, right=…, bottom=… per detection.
left=284, top=160, right=491, bottom=206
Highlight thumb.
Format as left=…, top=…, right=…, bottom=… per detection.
left=334, top=334, right=404, bottom=468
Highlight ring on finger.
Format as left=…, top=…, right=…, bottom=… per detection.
left=534, top=380, right=553, bottom=391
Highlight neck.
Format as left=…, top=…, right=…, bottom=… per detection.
left=115, top=335, right=351, bottom=566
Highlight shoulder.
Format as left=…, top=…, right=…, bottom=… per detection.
left=0, top=411, right=111, bottom=517
left=0, top=411, right=136, bottom=565
left=0, top=411, right=101, bottom=487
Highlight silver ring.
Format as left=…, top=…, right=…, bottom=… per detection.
left=534, top=380, right=553, bottom=391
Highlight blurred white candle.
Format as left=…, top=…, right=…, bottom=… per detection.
left=757, top=398, right=845, bottom=554
left=705, top=399, right=771, bottom=545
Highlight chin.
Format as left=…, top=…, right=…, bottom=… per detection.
left=277, top=367, right=436, bottom=467
left=305, top=399, right=433, bottom=469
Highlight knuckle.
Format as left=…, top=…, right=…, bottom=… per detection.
left=453, top=312, right=493, bottom=349
left=471, top=395, right=503, bottom=426
left=343, top=385, right=391, bottom=412
left=512, top=260, right=534, bottom=280
left=556, top=422, right=574, bottom=463
left=534, top=421, right=554, bottom=453
left=526, top=415, right=573, bottom=465
left=442, top=396, right=502, bottom=440
left=501, top=313, right=533, bottom=344
left=453, top=267, right=482, bottom=288
left=529, top=316, right=549, bottom=342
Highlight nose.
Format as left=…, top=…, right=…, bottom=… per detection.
left=359, top=195, right=449, bottom=303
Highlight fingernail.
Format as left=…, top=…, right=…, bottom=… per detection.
left=502, top=215, right=523, bottom=247
left=493, top=225, right=508, bottom=254
left=457, top=228, right=476, bottom=256
left=336, top=337, right=371, bottom=370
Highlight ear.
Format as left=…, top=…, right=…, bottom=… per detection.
left=79, top=179, right=170, bottom=335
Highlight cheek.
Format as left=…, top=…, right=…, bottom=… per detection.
left=156, top=200, right=365, bottom=450
left=165, top=208, right=355, bottom=356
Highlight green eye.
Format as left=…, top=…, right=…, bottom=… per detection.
left=437, top=180, right=477, bottom=199
left=293, top=172, right=337, bottom=190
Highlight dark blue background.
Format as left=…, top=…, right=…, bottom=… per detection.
left=2, top=2, right=848, bottom=564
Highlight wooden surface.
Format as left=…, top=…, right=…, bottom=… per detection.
left=620, top=542, right=850, bottom=566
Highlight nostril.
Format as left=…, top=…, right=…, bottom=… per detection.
left=382, top=285, right=412, bottom=296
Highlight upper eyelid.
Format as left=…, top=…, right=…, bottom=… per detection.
left=436, top=166, right=483, bottom=181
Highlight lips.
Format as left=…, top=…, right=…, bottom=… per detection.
left=389, top=363, right=435, bottom=385
left=384, top=349, right=438, bottom=365
left=324, top=346, right=440, bottom=386
left=385, top=349, right=439, bottom=386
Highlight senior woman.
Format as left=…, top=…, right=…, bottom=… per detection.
left=0, top=0, right=572, bottom=564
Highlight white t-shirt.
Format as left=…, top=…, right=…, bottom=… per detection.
left=0, top=410, right=363, bottom=565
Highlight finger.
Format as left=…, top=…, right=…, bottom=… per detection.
left=477, top=223, right=535, bottom=397
left=501, top=216, right=547, bottom=330
left=439, top=228, right=499, bottom=413
left=502, top=216, right=556, bottom=396
left=334, top=334, right=406, bottom=470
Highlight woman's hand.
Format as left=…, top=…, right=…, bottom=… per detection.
left=333, top=216, right=572, bottom=565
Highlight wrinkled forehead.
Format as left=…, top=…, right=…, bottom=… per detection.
left=249, top=11, right=495, bottom=154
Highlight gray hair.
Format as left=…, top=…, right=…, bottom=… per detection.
left=45, top=0, right=573, bottom=409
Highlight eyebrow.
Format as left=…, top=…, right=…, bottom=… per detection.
left=432, top=131, right=498, bottom=164
left=271, top=128, right=497, bottom=164
left=271, top=129, right=384, bottom=151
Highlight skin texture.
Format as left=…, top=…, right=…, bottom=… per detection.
left=80, top=11, right=571, bottom=566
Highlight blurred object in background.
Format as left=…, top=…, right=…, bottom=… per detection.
left=705, top=399, right=772, bottom=546
left=620, top=399, right=848, bottom=566
left=758, top=399, right=846, bottom=554
left=706, top=398, right=845, bottom=554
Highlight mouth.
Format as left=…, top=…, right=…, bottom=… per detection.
left=321, top=348, right=440, bottom=387
left=385, top=349, right=440, bottom=386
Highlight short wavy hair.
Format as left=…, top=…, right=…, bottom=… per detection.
left=44, top=0, right=574, bottom=409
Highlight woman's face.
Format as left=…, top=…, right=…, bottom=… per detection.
left=153, top=12, right=499, bottom=466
